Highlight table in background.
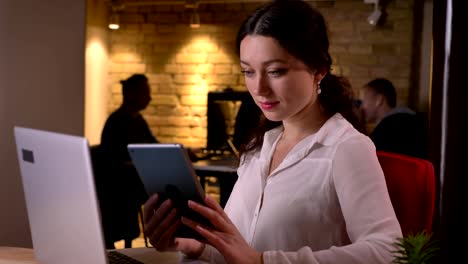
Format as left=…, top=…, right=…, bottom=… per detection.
left=192, top=157, right=238, bottom=208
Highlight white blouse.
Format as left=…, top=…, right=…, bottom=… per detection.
left=201, top=113, right=402, bottom=264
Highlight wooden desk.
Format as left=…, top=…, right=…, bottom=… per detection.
left=0, top=247, right=207, bottom=264
left=0, top=247, right=37, bottom=264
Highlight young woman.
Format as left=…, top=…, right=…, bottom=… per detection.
left=143, top=1, right=402, bottom=263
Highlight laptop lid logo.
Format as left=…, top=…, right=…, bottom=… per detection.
left=22, top=149, right=35, bottom=163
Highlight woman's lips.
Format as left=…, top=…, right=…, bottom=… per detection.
left=258, top=101, right=280, bottom=110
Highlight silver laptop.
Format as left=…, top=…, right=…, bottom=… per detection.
left=13, top=126, right=145, bottom=264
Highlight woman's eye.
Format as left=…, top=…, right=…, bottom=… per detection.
left=267, top=69, right=287, bottom=77
left=241, top=70, right=255, bottom=77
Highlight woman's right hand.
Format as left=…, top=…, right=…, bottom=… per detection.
left=143, top=194, right=205, bottom=257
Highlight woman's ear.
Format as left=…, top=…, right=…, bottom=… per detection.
left=314, top=70, right=327, bottom=83
left=375, top=94, right=384, bottom=107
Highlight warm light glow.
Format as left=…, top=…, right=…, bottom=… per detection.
left=109, top=23, right=120, bottom=30
left=85, top=34, right=109, bottom=145
left=108, top=13, right=120, bottom=30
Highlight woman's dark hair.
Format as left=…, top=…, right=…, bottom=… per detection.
left=365, top=78, right=397, bottom=108
left=236, top=0, right=363, bottom=157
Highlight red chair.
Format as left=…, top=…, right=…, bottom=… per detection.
left=376, top=151, right=436, bottom=236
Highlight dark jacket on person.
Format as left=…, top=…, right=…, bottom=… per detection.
left=370, top=107, right=428, bottom=159
left=93, top=107, right=158, bottom=247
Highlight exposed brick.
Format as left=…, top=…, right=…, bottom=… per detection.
left=145, top=115, right=169, bottom=126
left=154, top=5, right=171, bottom=12
left=157, top=24, right=175, bottom=33
left=232, top=64, right=241, bottom=73
left=111, top=44, right=137, bottom=53
left=181, top=64, right=198, bottom=73
left=191, top=106, right=207, bottom=116
left=109, top=62, right=146, bottom=73
left=167, top=116, right=194, bottom=126
left=214, top=64, right=232, bottom=74
left=174, top=74, right=204, bottom=84
left=138, top=6, right=155, bottom=13
left=153, top=95, right=178, bottom=106
left=372, top=44, right=397, bottom=54
left=205, top=74, right=238, bottom=85
left=141, top=24, right=156, bottom=33
left=137, top=44, right=153, bottom=55
left=191, top=126, right=207, bottom=138
left=121, top=23, right=140, bottom=33
left=145, top=54, right=176, bottom=64
left=120, top=14, right=145, bottom=23
left=349, top=44, right=373, bottom=54
left=339, top=65, right=351, bottom=77
left=177, top=84, right=209, bottom=95
left=111, top=53, right=142, bottom=63
left=328, top=21, right=354, bottom=33
left=369, top=67, right=392, bottom=77
left=180, top=95, right=207, bottom=106
left=111, top=33, right=144, bottom=44
left=207, top=53, right=233, bottom=64
left=160, top=126, right=191, bottom=137
left=339, top=54, right=378, bottom=66
left=226, top=3, right=243, bottom=11
left=154, top=105, right=187, bottom=116
left=164, top=64, right=181, bottom=74
left=329, top=44, right=348, bottom=54
left=146, top=64, right=164, bottom=74
left=196, top=64, right=214, bottom=74
left=176, top=53, right=208, bottom=64
left=147, top=13, right=179, bottom=24
left=156, top=84, right=176, bottom=95
left=147, top=74, right=173, bottom=84
left=186, top=42, right=218, bottom=53
left=238, top=75, right=245, bottom=85
left=348, top=65, right=370, bottom=77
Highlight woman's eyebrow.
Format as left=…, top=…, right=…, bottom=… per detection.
left=240, top=59, right=289, bottom=66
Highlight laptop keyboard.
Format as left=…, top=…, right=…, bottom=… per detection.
left=107, top=251, right=144, bottom=264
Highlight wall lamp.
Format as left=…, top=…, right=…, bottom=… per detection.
left=108, top=12, right=120, bottom=30
left=186, top=0, right=201, bottom=28
left=108, top=0, right=125, bottom=30
left=364, top=0, right=382, bottom=26
left=189, top=10, right=201, bottom=28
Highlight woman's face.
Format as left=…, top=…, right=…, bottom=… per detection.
left=239, top=35, right=321, bottom=122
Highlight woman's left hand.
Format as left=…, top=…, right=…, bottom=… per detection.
left=181, top=195, right=262, bottom=264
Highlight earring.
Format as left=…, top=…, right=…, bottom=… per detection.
left=317, top=82, right=322, bottom=95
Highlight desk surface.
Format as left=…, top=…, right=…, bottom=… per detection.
left=0, top=247, right=207, bottom=264
left=193, top=157, right=238, bottom=173
left=0, top=247, right=36, bottom=264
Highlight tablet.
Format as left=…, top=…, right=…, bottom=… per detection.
left=127, top=143, right=211, bottom=240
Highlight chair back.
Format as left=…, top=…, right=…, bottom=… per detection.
left=376, top=151, right=435, bottom=236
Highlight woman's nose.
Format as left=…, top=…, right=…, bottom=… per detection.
left=251, top=75, right=270, bottom=96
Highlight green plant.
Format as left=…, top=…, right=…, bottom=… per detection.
left=392, top=230, right=439, bottom=264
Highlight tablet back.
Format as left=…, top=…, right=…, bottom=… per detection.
left=127, top=143, right=208, bottom=239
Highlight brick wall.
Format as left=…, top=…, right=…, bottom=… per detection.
left=108, top=0, right=414, bottom=147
